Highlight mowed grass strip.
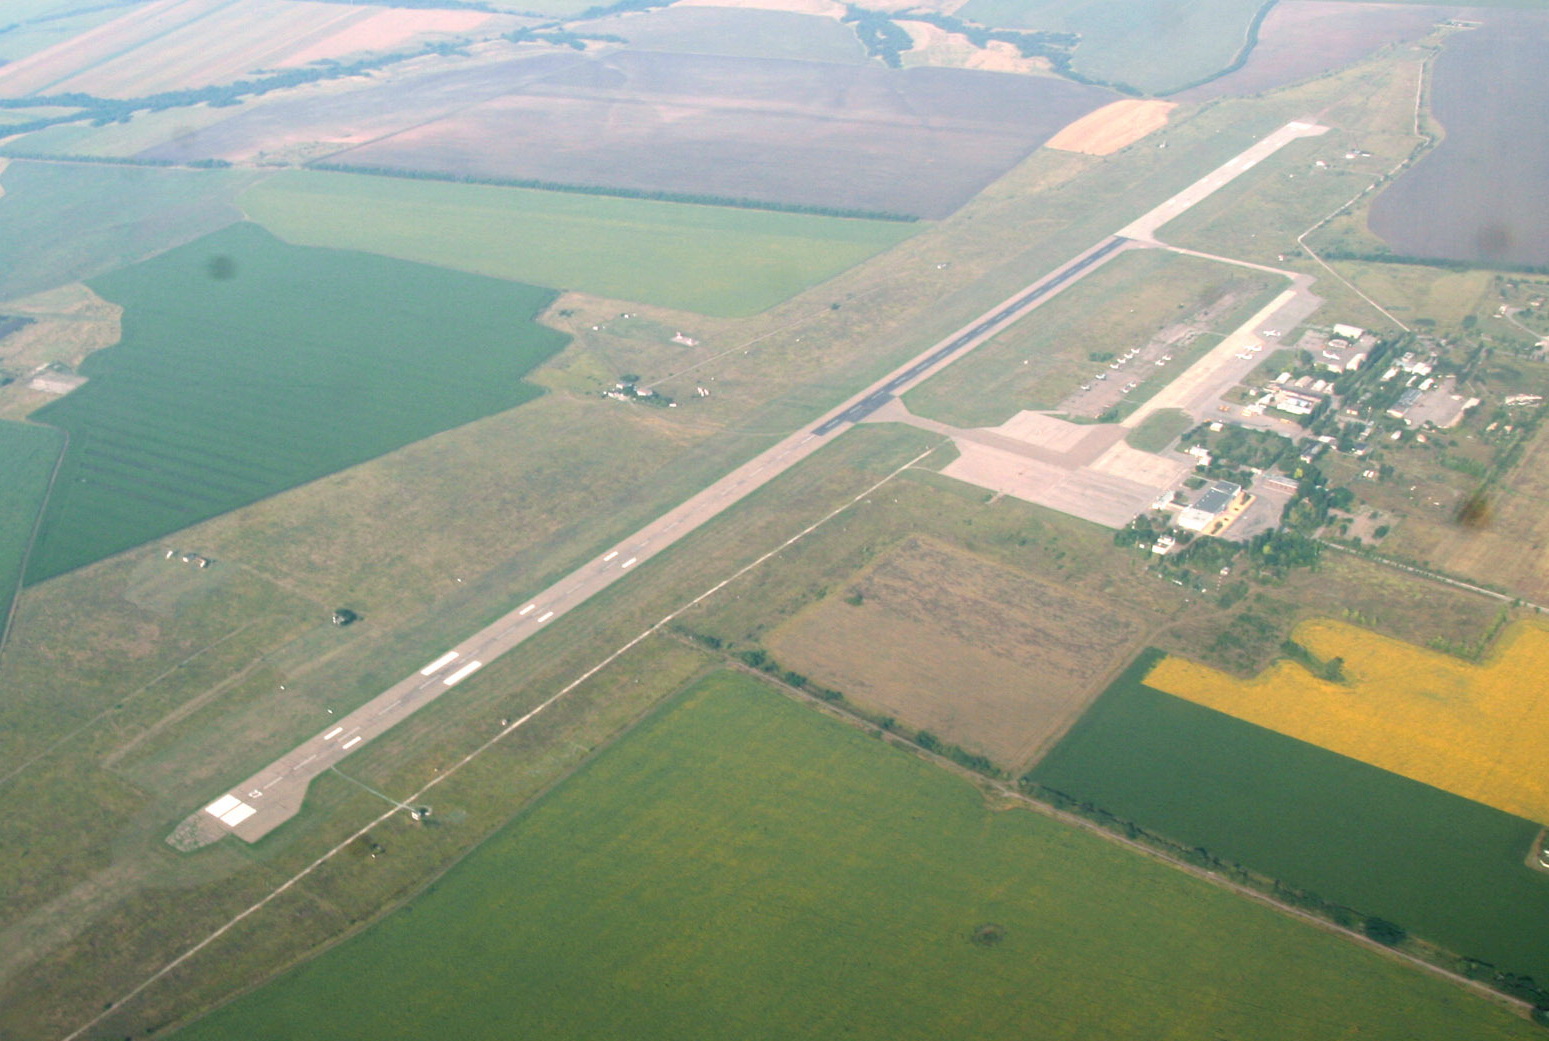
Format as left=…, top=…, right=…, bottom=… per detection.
left=239, top=171, right=921, bottom=318
left=173, top=670, right=1537, bottom=1041
left=1029, top=653, right=1549, bottom=982
left=25, top=222, right=568, bottom=583
left=1149, top=618, right=1549, bottom=826
left=0, top=420, right=62, bottom=623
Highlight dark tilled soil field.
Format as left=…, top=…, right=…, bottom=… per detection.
left=1174, top=0, right=1446, bottom=102
left=1368, top=11, right=1549, bottom=269
left=320, top=50, right=1113, bottom=219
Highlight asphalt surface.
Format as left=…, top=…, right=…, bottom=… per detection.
left=175, top=120, right=1327, bottom=847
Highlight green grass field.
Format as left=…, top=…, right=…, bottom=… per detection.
left=0, top=159, right=260, bottom=303
left=240, top=171, right=920, bottom=318
left=1029, top=653, right=1549, bottom=983
left=903, top=249, right=1277, bottom=428
left=1125, top=407, right=1192, bottom=452
left=24, top=222, right=568, bottom=582
left=172, top=669, right=1536, bottom=1041
left=0, top=420, right=62, bottom=626
left=956, top=0, right=1268, bottom=94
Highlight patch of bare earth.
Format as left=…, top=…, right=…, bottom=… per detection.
left=1045, top=99, right=1176, bottom=155
left=899, top=20, right=1049, bottom=75
left=766, top=535, right=1146, bottom=769
left=675, top=0, right=847, bottom=18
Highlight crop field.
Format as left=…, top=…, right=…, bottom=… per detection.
left=1149, top=618, right=1549, bottom=825
left=325, top=49, right=1116, bottom=221
left=956, top=0, right=1267, bottom=94
left=1029, top=655, right=1549, bottom=983
left=1369, top=13, right=1549, bottom=269
left=0, top=421, right=62, bottom=628
left=171, top=670, right=1539, bottom=1041
left=1175, top=0, right=1446, bottom=102
left=0, top=0, right=493, bottom=99
left=902, top=248, right=1278, bottom=428
left=24, top=222, right=567, bottom=583
left=240, top=171, right=919, bottom=318
left=582, top=5, right=867, bottom=64
left=0, top=0, right=127, bottom=64
left=765, top=535, right=1146, bottom=766
left=0, top=159, right=259, bottom=304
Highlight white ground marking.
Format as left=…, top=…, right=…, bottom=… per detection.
left=537, top=611, right=554, bottom=623
left=518, top=603, right=536, bottom=615
left=323, top=727, right=344, bottom=741
left=202, top=794, right=241, bottom=819
left=340, top=736, right=362, bottom=750
left=418, top=650, right=459, bottom=675
left=441, top=660, right=484, bottom=687
left=602, top=551, right=618, bottom=561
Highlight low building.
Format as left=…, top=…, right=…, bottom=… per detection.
left=1178, top=481, right=1243, bottom=532
left=1270, top=387, right=1323, bottom=416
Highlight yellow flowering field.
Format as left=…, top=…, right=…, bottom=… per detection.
left=1148, top=619, right=1549, bottom=824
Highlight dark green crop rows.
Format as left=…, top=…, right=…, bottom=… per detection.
left=26, top=222, right=567, bottom=582
left=1028, top=656, right=1549, bottom=984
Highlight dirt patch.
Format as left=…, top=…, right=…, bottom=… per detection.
left=1045, top=99, right=1176, bottom=155
left=899, top=20, right=1048, bottom=75
left=766, top=535, right=1146, bottom=768
left=675, top=0, right=847, bottom=18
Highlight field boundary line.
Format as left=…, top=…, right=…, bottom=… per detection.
left=1318, top=539, right=1549, bottom=613
left=758, top=667, right=1535, bottom=1021
left=57, top=440, right=946, bottom=1041
left=0, top=425, right=67, bottom=659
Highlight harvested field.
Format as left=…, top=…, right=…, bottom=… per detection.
left=25, top=222, right=567, bottom=582
left=1369, top=13, right=1549, bottom=269
left=240, top=169, right=917, bottom=317
left=136, top=50, right=588, bottom=167
left=171, top=671, right=1542, bottom=1041
left=1149, top=618, right=1549, bottom=825
left=327, top=49, right=1116, bottom=220
left=1045, top=99, right=1175, bottom=155
left=582, top=5, right=863, bottom=63
left=0, top=0, right=491, bottom=100
left=674, top=0, right=846, bottom=14
left=1031, top=655, right=1549, bottom=983
left=766, top=536, right=1145, bottom=766
left=1174, top=0, right=1448, bottom=102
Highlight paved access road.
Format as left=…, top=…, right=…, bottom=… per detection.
left=177, top=119, right=1328, bottom=847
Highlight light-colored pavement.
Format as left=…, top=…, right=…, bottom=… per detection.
left=175, top=119, right=1331, bottom=847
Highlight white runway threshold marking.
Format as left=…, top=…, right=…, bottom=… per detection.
left=442, top=660, right=483, bottom=687
left=203, top=794, right=259, bottom=827
left=537, top=611, right=554, bottom=623
left=621, top=557, right=637, bottom=569
left=323, top=726, right=344, bottom=740
left=418, top=650, right=459, bottom=676
left=602, top=550, right=618, bottom=561
left=341, top=735, right=362, bottom=750
left=518, top=603, right=536, bottom=615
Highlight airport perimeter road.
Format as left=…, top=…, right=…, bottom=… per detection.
left=178, top=119, right=1329, bottom=847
